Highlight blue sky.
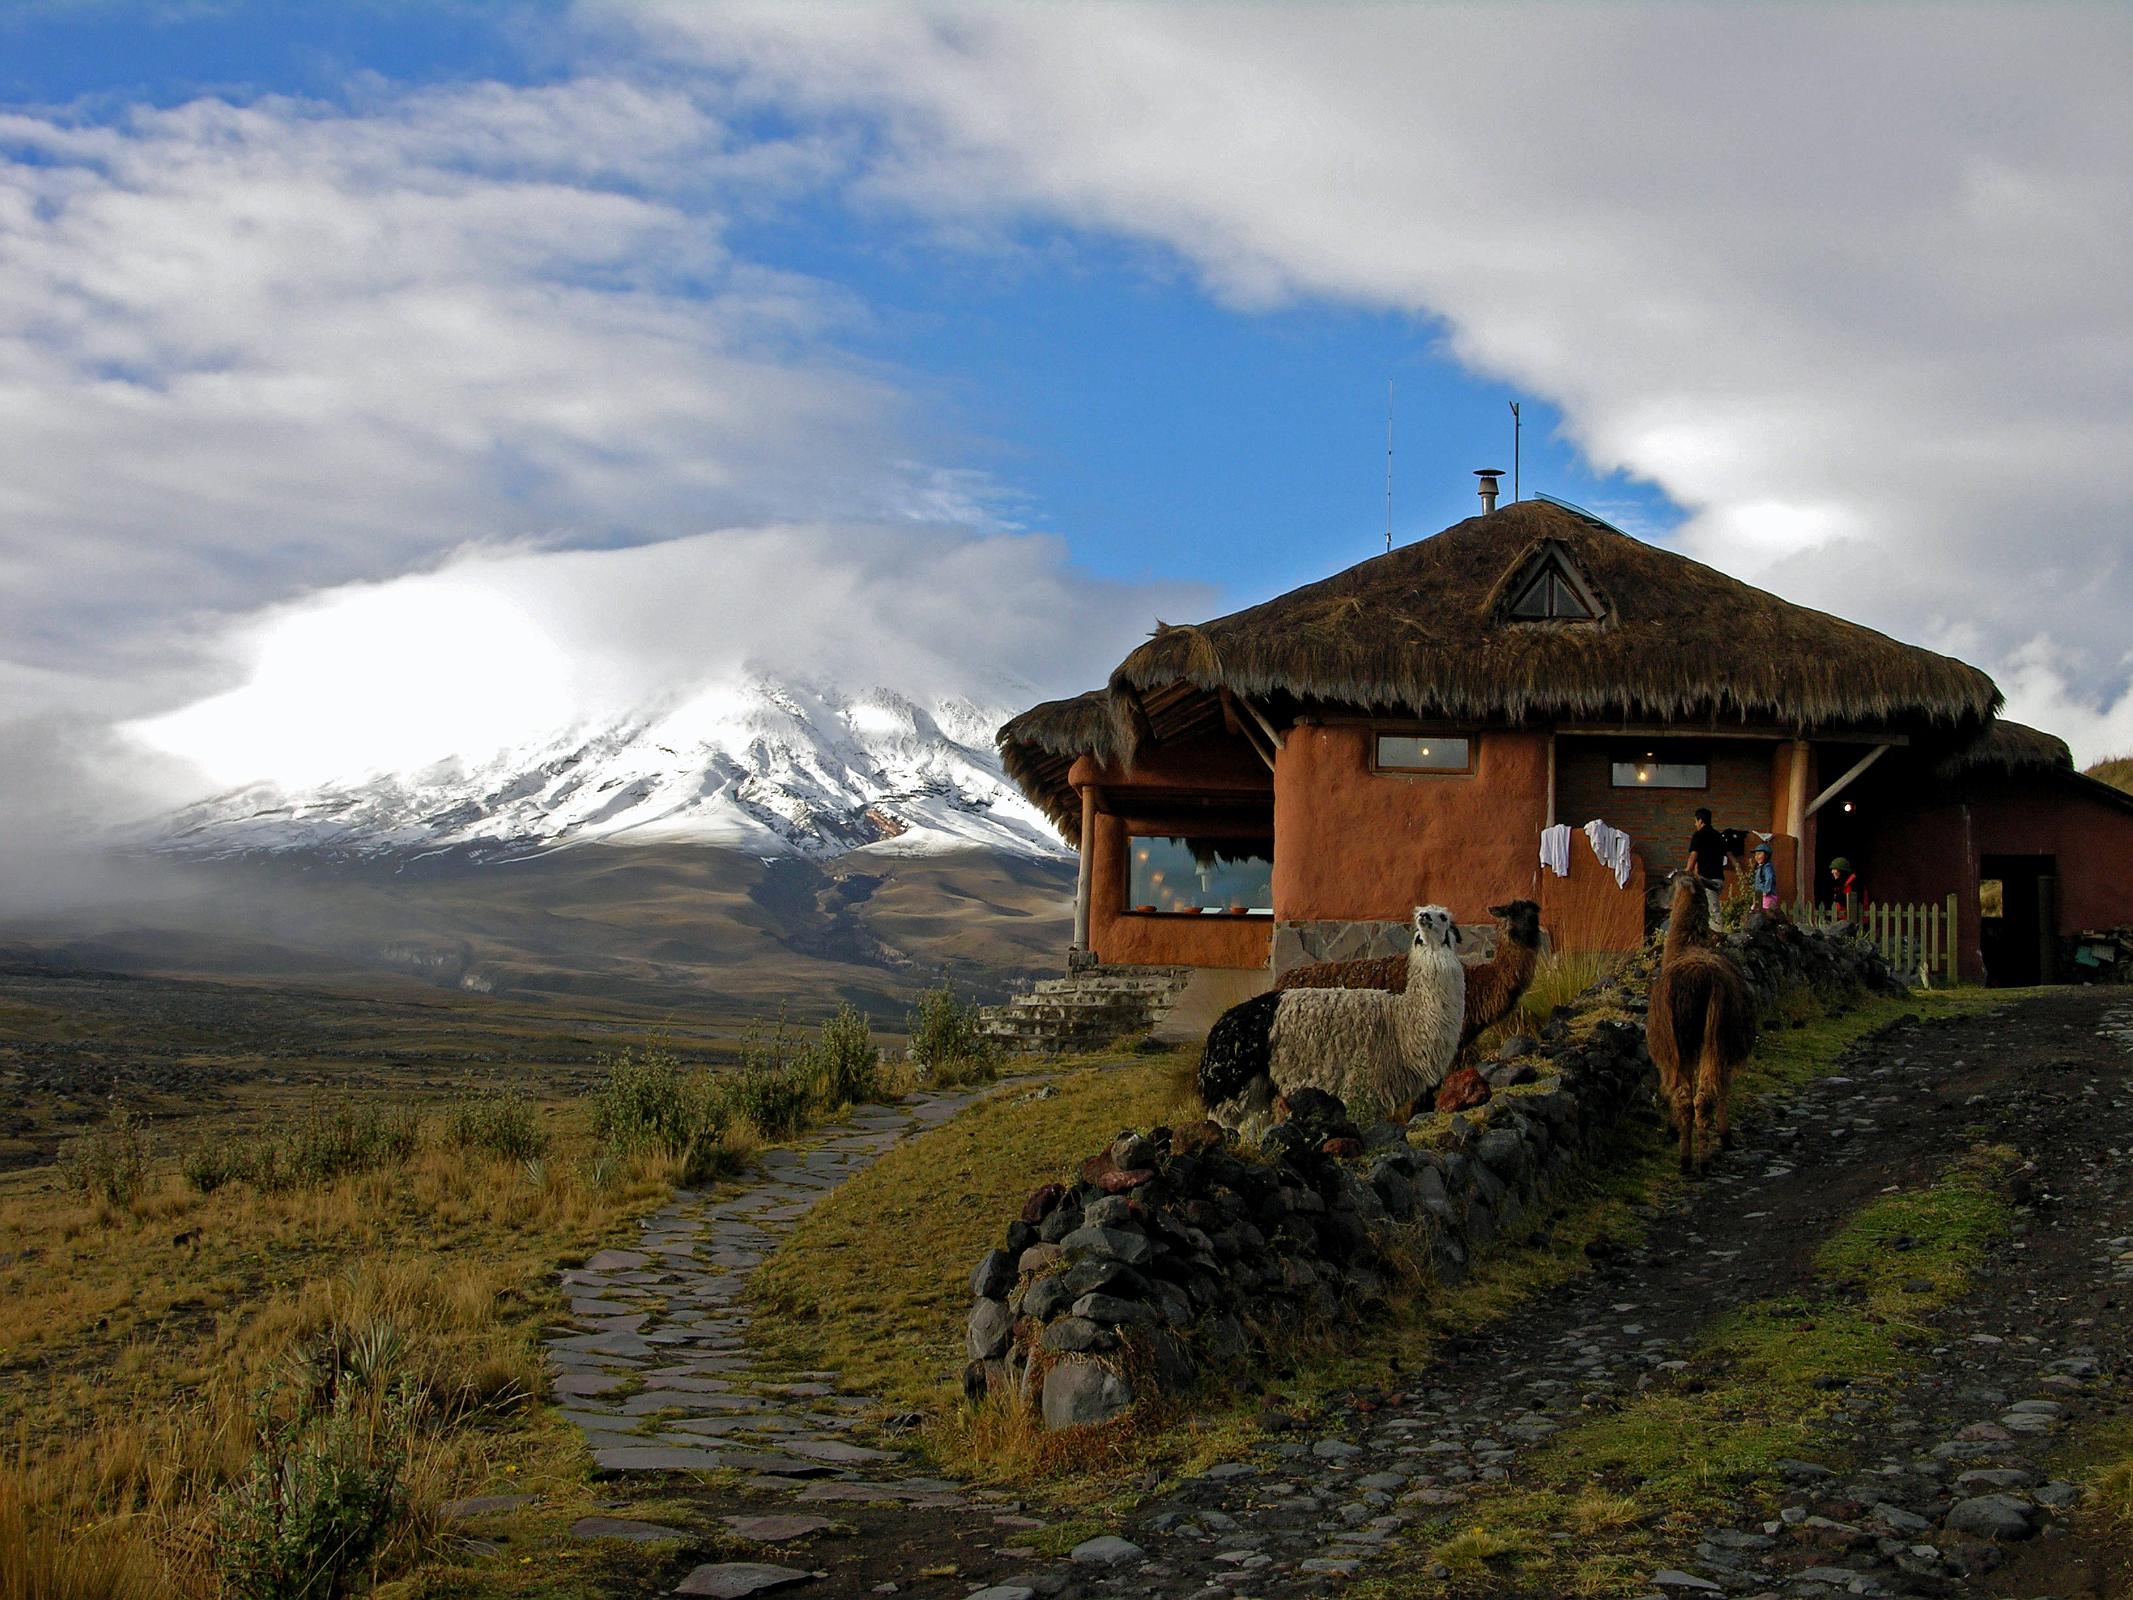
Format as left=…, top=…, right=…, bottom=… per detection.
left=0, top=0, right=1676, bottom=610
left=3, top=1, right=2130, bottom=813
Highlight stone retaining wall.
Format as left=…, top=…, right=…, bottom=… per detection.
left=962, top=917, right=1904, bottom=1430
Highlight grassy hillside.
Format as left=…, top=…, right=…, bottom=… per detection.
left=2086, top=754, right=2133, bottom=795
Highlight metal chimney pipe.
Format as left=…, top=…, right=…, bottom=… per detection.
left=1475, top=468, right=1504, bottom=514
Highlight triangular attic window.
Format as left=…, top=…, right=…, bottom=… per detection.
left=1503, top=546, right=1602, bottom=622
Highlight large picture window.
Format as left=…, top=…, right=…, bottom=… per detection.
left=1374, top=734, right=1472, bottom=773
left=1127, top=835, right=1273, bottom=916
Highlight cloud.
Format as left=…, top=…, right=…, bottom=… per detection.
left=0, top=75, right=981, bottom=688
left=614, top=2, right=2133, bottom=760
left=125, top=522, right=1208, bottom=789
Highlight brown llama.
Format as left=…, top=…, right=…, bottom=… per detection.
left=1646, top=871, right=1757, bottom=1175
left=1277, top=900, right=1545, bottom=1053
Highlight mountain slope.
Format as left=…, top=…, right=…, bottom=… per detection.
left=154, top=676, right=1064, bottom=862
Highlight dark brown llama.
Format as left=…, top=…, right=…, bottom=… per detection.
left=1646, top=871, right=1756, bottom=1175
left=1277, top=900, right=1544, bottom=1053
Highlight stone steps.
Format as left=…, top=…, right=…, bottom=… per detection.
left=980, top=964, right=1194, bottom=1055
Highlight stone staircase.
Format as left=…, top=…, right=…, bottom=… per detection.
left=980, top=964, right=1195, bottom=1055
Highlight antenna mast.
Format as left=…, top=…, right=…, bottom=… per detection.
left=1384, top=379, right=1394, bottom=553
left=1509, top=400, right=1522, bottom=503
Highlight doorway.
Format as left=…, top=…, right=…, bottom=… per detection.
left=1979, top=854, right=2058, bottom=986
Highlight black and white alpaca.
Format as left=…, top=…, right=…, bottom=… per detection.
left=1198, top=905, right=1467, bottom=1123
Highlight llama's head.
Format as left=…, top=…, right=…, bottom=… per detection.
left=1486, top=898, right=1544, bottom=947
left=1410, top=904, right=1461, bottom=951
left=1665, top=868, right=1722, bottom=901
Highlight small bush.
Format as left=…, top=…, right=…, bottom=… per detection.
left=590, top=1044, right=699, bottom=1158
left=810, top=1004, right=882, bottom=1107
left=906, top=981, right=999, bottom=1085
left=55, top=1104, right=152, bottom=1207
left=590, top=1044, right=730, bottom=1184
left=719, top=1065, right=812, bottom=1140
left=444, top=1089, right=548, bottom=1162
left=183, top=1141, right=237, bottom=1195
left=215, top=1387, right=410, bottom=1600
left=277, top=1106, right=419, bottom=1190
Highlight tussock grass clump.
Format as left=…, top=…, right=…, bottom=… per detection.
left=906, top=981, right=999, bottom=1086
left=215, top=1385, right=411, bottom=1600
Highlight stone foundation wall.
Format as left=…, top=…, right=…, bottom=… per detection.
left=962, top=917, right=1904, bottom=1430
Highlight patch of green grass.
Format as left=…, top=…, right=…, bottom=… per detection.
left=750, top=1050, right=1200, bottom=1409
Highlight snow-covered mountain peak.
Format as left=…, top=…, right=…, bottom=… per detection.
left=153, top=674, right=1064, bottom=863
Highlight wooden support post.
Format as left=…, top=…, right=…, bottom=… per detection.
left=1072, top=784, right=1096, bottom=957
left=1786, top=739, right=1811, bottom=903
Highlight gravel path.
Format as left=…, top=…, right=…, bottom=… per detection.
left=526, top=992, right=2133, bottom=1600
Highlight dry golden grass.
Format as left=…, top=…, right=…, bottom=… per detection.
left=0, top=1095, right=679, bottom=1596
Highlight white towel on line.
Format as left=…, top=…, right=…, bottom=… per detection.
left=1538, top=823, right=1574, bottom=878
left=1582, top=818, right=1634, bottom=888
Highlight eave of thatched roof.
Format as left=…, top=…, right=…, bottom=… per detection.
left=1933, top=719, right=2072, bottom=781
left=1001, top=498, right=2005, bottom=840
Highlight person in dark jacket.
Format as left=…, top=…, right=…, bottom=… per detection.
left=1684, top=807, right=1728, bottom=927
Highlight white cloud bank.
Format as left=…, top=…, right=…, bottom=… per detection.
left=616, top=1, right=2133, bottom=761
left=0, top=70, right=1196, bottom=889
left=127, top=523, right=1199, bottom=789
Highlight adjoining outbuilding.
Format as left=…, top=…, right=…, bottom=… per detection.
left=998, top=495, right=2133, bottom=999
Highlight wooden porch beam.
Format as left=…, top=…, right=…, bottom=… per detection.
left=1804, top=744, right=1892, bottom=819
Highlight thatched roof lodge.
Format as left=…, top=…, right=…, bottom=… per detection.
left=1000, top=494, right=2133, bottom=989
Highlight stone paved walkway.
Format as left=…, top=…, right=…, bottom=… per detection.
left=543, top=1089, right=986, bottom=1485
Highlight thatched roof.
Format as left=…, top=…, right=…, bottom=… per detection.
left=1001, top=498, right=2004, bottom=836
left=1935, top=719, right=2072, bottom=780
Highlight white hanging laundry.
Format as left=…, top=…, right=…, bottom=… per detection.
left=1538, top=823, right=1574, bottom=878
left=1582, top=818, right=1634, bottom=888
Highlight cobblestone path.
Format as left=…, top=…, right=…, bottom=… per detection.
left=542, top=1089, right=986, bottom=1485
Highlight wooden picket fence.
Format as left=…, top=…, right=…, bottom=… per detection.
left=1785, top=892, right=1961, bottom=986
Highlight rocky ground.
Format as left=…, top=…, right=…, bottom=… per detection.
left=475, top=989, right=2132, bottom=1600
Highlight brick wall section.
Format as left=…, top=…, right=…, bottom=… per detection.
left=1555, top=741, right=1777, bottom=879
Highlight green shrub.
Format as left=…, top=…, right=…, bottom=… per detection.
left=590, top=1043, right=698, bottom=1157
left=444, top=1088, right=548, bottom=1162
left=55, top=1103, right=152, bottom=1206
left=590, top=1043, right=729, bottom=1183
left=719, top=1065, right=812, bottom=1139
left=215, top=1386, right=410, bottom=1600
left=278, top=1106, right=420, bottom=1190
left=183, top=1140, right=237, bottom=1194
left=810, top=1003, right=882, bottom=1107
left=906, top=980, right=999, bottom=1085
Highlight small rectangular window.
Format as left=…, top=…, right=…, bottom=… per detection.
left=1611, top=757, right=1707, bottom=789
left=1127, top=836, right=1273, bottom=916
left=1979, top=879, right=2004, bottom=919
left=1375, top=734, right=1471, bottom=773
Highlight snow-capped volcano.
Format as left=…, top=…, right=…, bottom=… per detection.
left=152, top=676, right=1065, bottom=862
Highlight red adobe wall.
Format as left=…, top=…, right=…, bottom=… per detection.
left=1859, top=774, right=2133, bottom=981
left=1273, top=726, right=1550, bottom=925
left=1965, top=780, right=2133, bottom=932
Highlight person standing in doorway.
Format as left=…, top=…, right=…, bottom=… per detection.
left=1827, top=857, right=1861, bottom=920
left=1685, top=806, right=1728, bottom=928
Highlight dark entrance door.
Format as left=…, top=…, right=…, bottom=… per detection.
left=1979, top=854, right=2058, bottom=986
